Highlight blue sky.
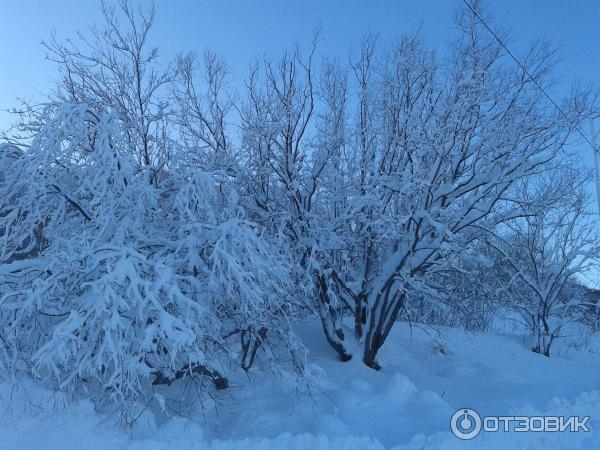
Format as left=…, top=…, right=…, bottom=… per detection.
left=1, top=0, right=599, bottom=160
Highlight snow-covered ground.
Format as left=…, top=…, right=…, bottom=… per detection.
left=2, top=322, right=599, bottom=450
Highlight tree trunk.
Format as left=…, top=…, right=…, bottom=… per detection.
left=531, top=314, right=552, bottom=357
left=362, top=289, right=407, bottom=369
left=316, top=274, right=352, bottom=361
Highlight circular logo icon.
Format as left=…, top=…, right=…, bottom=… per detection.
left=450, top=408, right=482, bottom=440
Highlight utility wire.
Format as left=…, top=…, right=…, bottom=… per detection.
left=462, top=0, right=595, bottom=149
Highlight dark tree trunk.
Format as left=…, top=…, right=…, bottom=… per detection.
left=152, top=363, right=229, bottom=390
left=316, top=274, right=352, bottom=362
left=362, top=289, right=407, bottom=369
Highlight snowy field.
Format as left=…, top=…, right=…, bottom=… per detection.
left=2, top=322, right=599, bottom=450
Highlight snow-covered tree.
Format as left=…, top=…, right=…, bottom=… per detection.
left=489, top=166, right=599, bottom=356
left=42, top=0, right=174, bottom=180
left=306, top=10, right=595, bottom=368
left=0, top=2, right=313, bottom=423
left=0, top=102, right=304, bottom=420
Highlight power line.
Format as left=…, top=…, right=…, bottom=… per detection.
left=461, top=0, right=595, bottom=149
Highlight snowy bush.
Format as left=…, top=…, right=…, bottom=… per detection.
left=0, top=103, right=303, bottom=422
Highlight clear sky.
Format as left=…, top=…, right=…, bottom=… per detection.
left=1, top=0, right=599, bottom=161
